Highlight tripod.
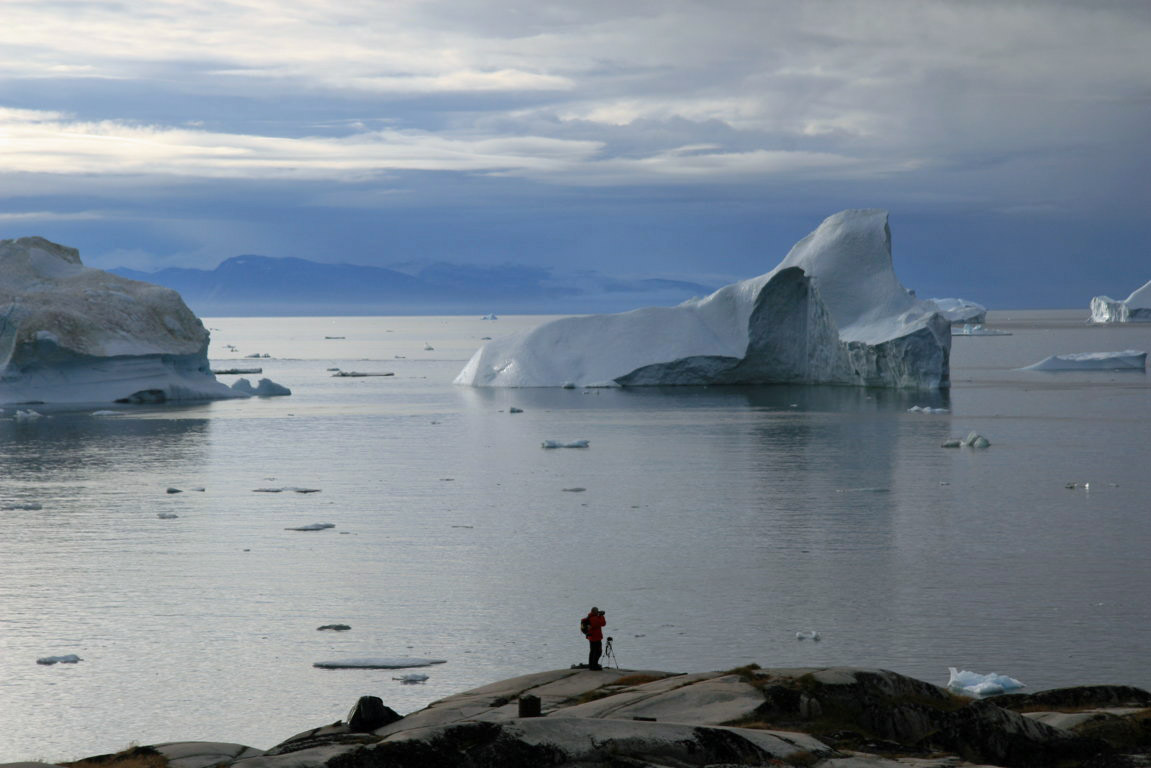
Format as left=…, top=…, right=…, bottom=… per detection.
left=601, top=636, right=619, bottom=669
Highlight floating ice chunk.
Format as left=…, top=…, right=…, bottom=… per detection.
left=90, top=410, right=121, bottom=416
left=14, top=409, right=43, bottom=421
left=1021, top=350, right=1147, bottom=371
left=542, top=439, right=590, bottom=449
left=317, top=624, right=352, bottom=631
left=953, top=323, right=1011, bottom=336
left=231, top=377, right=292, bottom=396
left=509, top=407, right=523, bottom=413
left=167, top=487, right=183, bottom=494
left=2, top=502, right=43, bottom=510
left=157, top=512, right=179, bottom=519
left=395, top=673, right=430, bottom=683
left=907, top=406, right=950, bottom=413
left=943, top=432, right=990, bottom=449
left=253, top=486, right=321, bottom=493
left=1090, top=280, right=1151, bottom=323
left=37, top=654, right=82, bottom=665
left=947, top=667, right=1024, bottom=697
left=313, top=657, right=446, bottom=669
left=795, top=630, right=821, bottom=641
left=332, top=371, right=393, bottom=377
left=285, top=522, right=335, bottom=531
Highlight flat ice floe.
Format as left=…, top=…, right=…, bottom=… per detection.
left=455, top=210, right=950, bottom=390
left=1021, top=350, right=1147, bottom=371
left=313, top=657, right=447, bottom=669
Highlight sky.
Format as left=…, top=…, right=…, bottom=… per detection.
left=1, top=0, right=1149, bottom=309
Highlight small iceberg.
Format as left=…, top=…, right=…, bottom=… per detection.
left=795, top=630, right=821, bottom=641
left=1021, top=350, right=1147, bottom=371
left=1090, top=280, right=1151, bottom=323
left=542, top=439, right=590, bottom=449
left=14, top=409, right=44, bottom=422
left=313, top=657, right=447, bottom=669
left=942, top=431, right=990, bottom=449
left=947, top=667, right=1024, bottom=697
left=285, top=522, right=335, bottom=531
left=394, top=673, right=430, bottom=684
left=317, top=624, right=352, bottom=631
left=231, top=377, right=292, bottom=396
left=37, top=654, right=82, bottom=665
left=928, top=298, right=987, bottom=324
left=907, top=406, right=950, bottom=413
left=157, top=512, right=179, bottom=519
left=953, top=323, right=1010, bottom=336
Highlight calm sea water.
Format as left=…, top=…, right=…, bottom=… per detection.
left=1, top=310, right=1149, bottom=762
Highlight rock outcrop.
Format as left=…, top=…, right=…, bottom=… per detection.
left=16, top=666, right=1151, bottom=768
left=455, top=210, right=951, bottom=390
left=0, top=236, right=241, bottom=405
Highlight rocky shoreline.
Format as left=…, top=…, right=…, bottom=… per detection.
left=9, top=665, right=1151, bottom=768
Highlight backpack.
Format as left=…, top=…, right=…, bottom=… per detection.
left=579, top=617, right=590, bottom=636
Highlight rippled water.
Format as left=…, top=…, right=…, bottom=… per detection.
left=1, top=310, right=1149, bottom=762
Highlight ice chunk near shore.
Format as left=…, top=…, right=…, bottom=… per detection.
left=947, top=667, right=1024, bottom=697
left=0, top=236, right=245, bottom=405
left=1090, top=280, right=1151, bottom=323
left=455, top=210, right=950, bottom=390
left=313, top=657, right=446, bottom=669
left=1021, top=350, right=1147, bottom=371
left=928, top=298, right=987, bottom=324
left=395, top=673, right=430, bottom=683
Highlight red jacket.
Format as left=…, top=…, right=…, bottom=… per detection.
left=584, top=612, right=606, bottom=642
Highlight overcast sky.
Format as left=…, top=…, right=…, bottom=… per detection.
left=2, top=0, right=1148, bottom=308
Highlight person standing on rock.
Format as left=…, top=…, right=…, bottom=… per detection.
left=581, top=607, right=606, bottom=670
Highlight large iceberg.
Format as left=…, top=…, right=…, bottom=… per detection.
left=0, top=236, right=242, bottom=405
left=1090, top=280, right=1151, bottom=323
left=455, top=210, right=950, bottom=389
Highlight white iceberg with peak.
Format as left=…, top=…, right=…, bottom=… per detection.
left=0, top=237, right=245, bottom=405
left=1021, top=350, right=1147, bottom=371
left=455, top=210, right=950, bottom=390
left=1090, top=280, right=1151, bottom=323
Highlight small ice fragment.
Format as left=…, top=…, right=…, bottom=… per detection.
left=157, top=512, right=179, bottom=519
left=37, top=654, right=82, bottom=665
left=795, top=630, right=821, bottom=641
left=509, top=407, right=523, bottom=414
left=394, top=673, right=429, bottom=684
left=90, top=410, right=120, bottom=416
left=166, top=487, right=183, bottom=494
left=562, top=487, right=587, bottom=493
left=15, top=409, right=43, bottom=422
left=941, top=439, right=962, bottom=448
left=317, top=624, right=352, bottom=631
left=541, top=439, right=590, bottom=449
left=2, top=502, right=43, bottom=510
left=285, top=522, right=335, bottom=531
left=313, top=657, right=446, bottom=669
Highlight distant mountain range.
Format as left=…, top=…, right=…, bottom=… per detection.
left=110, top=255, right=716, bottom=316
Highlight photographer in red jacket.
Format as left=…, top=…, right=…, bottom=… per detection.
left=581, top=607, right=607, bottom=670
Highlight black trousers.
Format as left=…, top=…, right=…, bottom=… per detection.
left=588, top=639, right=602, bottom=669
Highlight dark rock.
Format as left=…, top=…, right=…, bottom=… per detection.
left=347, top=696, right=401, bottom=732
left=997, top=686, right=1151, bottom=712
